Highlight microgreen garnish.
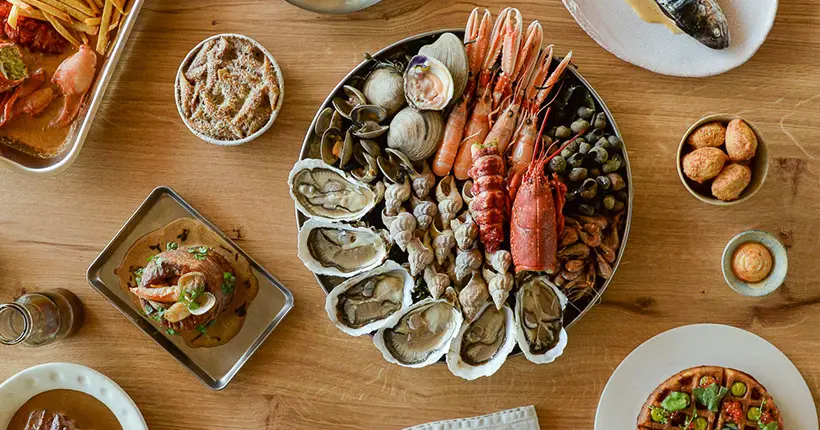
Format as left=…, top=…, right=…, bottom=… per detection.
left=661, top=391, right=690, bottom=412
left=721, top=424, right=739, bottom=430
left=165, top=328, right=178, bottom=335
left=648, top=406, right=668, bottom=424
left=756, top=398, right=778, bottom=430
left=196, top=324, right=207, bottom=335
left=222, top=271, right=236, bottom=295
left=133, top=267, right=144, bottom=285
left=679, top=403, right=697, bottom=430
left=693, top=383, right=728, bottom=412
left=178, top=284, right=205, bottom=311
left=166, top=241, right=179, bottom=250
left=188, top=246, right=209, bottom=260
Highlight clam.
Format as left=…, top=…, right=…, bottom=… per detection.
left=332, top=85, right=366, bottom=120
left=352, top=122, right=389, bottom=139
left=404, top=55, right=454, bottom=111
left=325, top=261, right=414, bottom=336
left=514, top=276, right=568, bottom=364
left=387, top=107, right=444, bottom=161
left=351, top=104, right=387, bottom=125
left=363, top=66, right=406, bottom=117
left=289, top=159, right=378, bottom=222
left=297, top=219, right=390, bottom=278
left=320, top=128, right=351, bottom=167
left=350, top=151, right=379, bottom=183
left=373, top=289, right=463, bottom=368
left=446, top=303, right=516, bottom=380
left=377, top=147, right=417, bottom=184
left=418, top=32, right=468, bottom=105
left=314, top=107, right=343, bottom=137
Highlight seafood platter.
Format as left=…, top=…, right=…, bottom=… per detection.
left=291, top=7, right=633, bottom=379
left=0, top=0, right=143, bottom=175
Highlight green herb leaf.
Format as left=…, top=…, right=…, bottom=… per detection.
left=760, top=423, right=778, bottom=430
left=188, top=246, right=209, bottom=260
left=196, top=324, right=207, bottom=335
left=721, top=425, right=739, bottom=430
left=165, top=328, right=178, bottom=335
left=133, top=267, right=144, bottom=285
left=693, top=383, right=729, bottom=413
left=660, top=391, right=690, bottom=412
left=166, top=241, right=178, bottom=250
left=221, top=271, right=236, bottom=295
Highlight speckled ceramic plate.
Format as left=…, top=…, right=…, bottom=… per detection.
left=562, top=0, right=778, bottom=77
left=0, top=362, right=147, bottom=429
left=722, top=230, right=788, bottom=297
left=595, top=324, right=817, bottom=429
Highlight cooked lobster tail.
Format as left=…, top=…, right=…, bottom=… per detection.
left=468, top=142, right=508, bottom=253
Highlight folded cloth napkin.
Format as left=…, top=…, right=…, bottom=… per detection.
left=403, top=406, right=540, bottom=430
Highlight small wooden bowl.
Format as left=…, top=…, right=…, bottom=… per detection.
left=676, top=114, right=768, bottom=205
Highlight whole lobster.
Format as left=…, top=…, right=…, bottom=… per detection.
left=509, top=114, right=576, bottom=274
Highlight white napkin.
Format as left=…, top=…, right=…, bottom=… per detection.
left=403, top=406, right=540, bottom=430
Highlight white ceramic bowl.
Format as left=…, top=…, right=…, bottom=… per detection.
left=175, top=33, right=285, bottom=146
left=722, top=230, right=788, bottom=297
left=0, top=362, right=147, bottom=429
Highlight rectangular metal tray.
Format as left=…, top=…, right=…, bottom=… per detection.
left=87, top=186, right=294, bottom=390
left=0, top=0, right=145, bottom=176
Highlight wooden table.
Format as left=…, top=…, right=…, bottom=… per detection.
left=1, top=0, right=819, bottom=428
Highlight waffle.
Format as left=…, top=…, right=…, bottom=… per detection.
left=637, top=366, right=784, bottom=430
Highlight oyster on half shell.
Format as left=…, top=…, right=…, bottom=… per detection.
left=325, top=261, right=414, bottom=336
left=374, top=289, right=463, bottom=368
left=447, top=302, right=516, bottom=380
left=514, top=276, right=568, bottom=364
left=298, top=219, right=390, bottom=278
left=289, top=159, right=379, bottom=222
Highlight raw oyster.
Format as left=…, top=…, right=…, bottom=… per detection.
left=325, top=261, right=413, bottom=336
left=297, top=219, right=389, bottom=277
left=418, top=32, right=468, bottom=106
left=446, top=303, right=516, bottom=380
left=387, top=107, right=444, bottom=161
left=514, top=276, right=568, bottom=364
left=404, top=55, right=454, bottom=111
left=655, top=0, right=730, bottom=50
left=374, top=290, right=463, bottom=368
left=289, top=159, right=378, bottom=222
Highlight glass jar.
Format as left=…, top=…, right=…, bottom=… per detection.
left=0, top=288, right=84, bottom=346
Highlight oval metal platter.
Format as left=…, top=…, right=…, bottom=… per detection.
left=295, top=29, right=634, bottom=353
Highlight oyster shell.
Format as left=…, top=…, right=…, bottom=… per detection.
left=289, top=159, right=378, bottom=222
left=514, top=276, right=568, bottom=364
left=373, top=292, right=463, bottom=368
left=404, top=55, right=454, bottom=111
left=418, top=32, right=468, bottom=106
left=325, top=261, right=413, bottom=336
left=363, top=66, right=406, bottom=117
left=297, top=219, right=389, bottom=277
left=446, top=303, right=516, bottom=380
left=387, top=107, right=444, bottom=161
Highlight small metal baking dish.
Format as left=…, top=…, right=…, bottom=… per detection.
left=87, top=186, right=294, bottom=390
left=0, top=0, right=145, bottom=176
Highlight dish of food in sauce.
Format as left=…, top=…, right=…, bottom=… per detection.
left=8, top=389, right=122, bottom=430
left=114, top=217, right=260, bottom=348
left=0, top=0, right=132, bottom=158
left=175, top=34, right=282, bottom=144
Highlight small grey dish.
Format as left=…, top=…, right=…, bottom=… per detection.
left=284, top=0, right=381, bottom=14
left=722, top=230, right=787, bottom=297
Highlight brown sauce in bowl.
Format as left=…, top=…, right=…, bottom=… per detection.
left=7, top=389, right=122, bottom=430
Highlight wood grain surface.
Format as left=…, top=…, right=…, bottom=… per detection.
left=1, top=0, right=819, bottom=428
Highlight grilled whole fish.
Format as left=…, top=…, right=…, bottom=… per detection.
left=655, top=0, right=730, bottom=49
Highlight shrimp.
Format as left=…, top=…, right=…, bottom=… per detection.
left=433, top=97, right=469, bottom=176
left=453, top=84, right=491, bottom=180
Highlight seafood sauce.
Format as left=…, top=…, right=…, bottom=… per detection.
left=624, top=0, right=682, bottom=34
left=7, top=389, right=122, bottom=430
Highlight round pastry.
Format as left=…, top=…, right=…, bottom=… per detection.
left=726, top=119, right=758, bottom=161
left=638, top=366, right=784, bottom=430
left=682, top=147, right=727, bottom=183
left=687, top=121, right=726, bottom=149
left=711, top=163, right=751, bottom=201
left=130, top=247, right=235, bottom=333
left=732, top=242, right=773, bottom=283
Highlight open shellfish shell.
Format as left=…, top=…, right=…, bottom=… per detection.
left=289, top=159, right=379, bottom=222
left=403, top=55, right=454, bottom=111
left=297, top=219, right=389, bottom=278
left=446, top=302, right=516, bottom=380
left=514, top=276, right=568, bottom=364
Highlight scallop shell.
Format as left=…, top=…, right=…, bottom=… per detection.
left=374, top=293, right=463, bottom=368
left=387, top=107, right=444, bottom=161
left=325, top=261, right=413, bottom=336
left=418, top=32, right=468, bottom=106
left=514, top=276, right=568, bottom=364
left=297, top=219, right=389, bottom=277
left=289, top=159, right=378, bottom=222
left=446, top=303, right=516, bottom=380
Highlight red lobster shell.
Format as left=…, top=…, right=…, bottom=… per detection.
left=468, top=143, right=508, bottom=253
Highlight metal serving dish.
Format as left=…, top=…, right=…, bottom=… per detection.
left=0, top=0, right=145, bottom=176
left=284, top=0, right=382, bottom=14
left=87, top=186, right=294, bottom=390
left=296, top=29, right=633, bottom=334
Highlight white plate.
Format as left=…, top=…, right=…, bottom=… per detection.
left=0, top=362, right=147, bottom=430
left=595, top=324, right=817, bottom=429
left=562, top=0, right=778, bottom=77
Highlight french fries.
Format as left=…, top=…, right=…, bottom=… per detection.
left=12, top=0, right=128, bottom=56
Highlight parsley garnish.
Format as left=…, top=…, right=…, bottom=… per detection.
left=188, top=246, right=209, bottom=260
left=693, top=383, right=728, bottom=412
left=661, top=391, right=690, bottom=412
left=196, top=324, right=207, bottom=335
left=178, top=283, right=205, bottom=311
left=133, top=267, right=144, bottom=285
left=221, top=271, right=236, bottom=295
left=165, top=328, right=178, bottom=335
left=166, top=241, right=179, bottom=250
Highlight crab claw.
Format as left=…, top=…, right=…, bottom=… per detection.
left=50, top=44, right=96, bottom=128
